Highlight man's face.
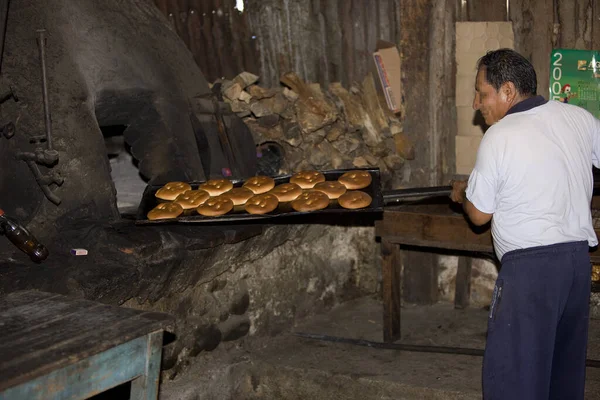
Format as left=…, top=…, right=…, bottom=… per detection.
left=472, top=67, right=511, bottom=126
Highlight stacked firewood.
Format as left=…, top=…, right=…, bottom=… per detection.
left=212, top=71, right=414, bottom=188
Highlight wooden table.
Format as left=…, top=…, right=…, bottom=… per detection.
left=375, top=204, right=600, bottom=343
left=0, top=290, right=173, bottom=400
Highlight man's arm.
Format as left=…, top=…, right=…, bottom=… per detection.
left=450, top=180, right=492, bottom=226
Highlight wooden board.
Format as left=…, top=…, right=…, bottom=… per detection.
left=0, top=291, right=173, bottom=392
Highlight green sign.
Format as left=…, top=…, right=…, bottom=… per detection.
left=549, top=48, right=600, bottom=118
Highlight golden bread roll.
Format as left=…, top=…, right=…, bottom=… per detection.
left=147, top=202, right=184, bottom=220
left=243, top=176, right=276, bottom=194
left=289, top=171, right=326, bottom=189
left=338, top=170, right=372, bottom=190
left=155, top=181, right=192, bottom=201
left=312, top=181, right=347, bottom=199
left=245, top=193, right=279, bottom=215
left=269, top=183, right=303, bottom=202
left=338, top=190, right=372, bottom=209
left=196, top=196, right=234, bottom=216
left=199, top=179, right=234, bottom=196
left=174, top=190, right=210, bottom=209
left=220, top=187, right=255, bottom=206
left=291, top=190, right=330, bottom=212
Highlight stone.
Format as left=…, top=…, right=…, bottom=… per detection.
left=363, top=153, right=380, bottom=166
left=352, top=157, right=369, bottom=168
left=282, top=122, right=303, bottom=147
left=223, top=82, right=243, bottom=102
left=239, top=90, right=252, bottom=103
left=230, top=291, right=250, bottom=315
left=328, top=82, right=365, bottom=132
left=233, top=71, right=260, bottom=89
left=325, top=124, right=344, bottom=142
left=394, top=133, right=415, bottom=160
left=281, top=72, right=337, bottom=134
left=260, top=92, right=289, bottom=116
left=390, top=122, right=402, bottom=135
left=361, top=75, right=390, bottom=134
left=295, top=160, right=315, bottom=172
left=218, top=315, right=250, bottom=342
left=383, top=154, right=404, bottom=170
left=258, top=114, right=280, bottom=129
left=332, top=137, right=360, bottom=155
left=305, top=128, right=327, bottom=145
left=244, top=118, right=283, bottom=142
left=330, top=149, right=344, bottom=169
left=250, top=100, right=272, bottom=118
left=229, top=100, right=251, bottom=117
left=189, top=324, right=222, bottom=356
left=308, top=140, right=335, bottom=167
left=282, top=87, right=299, bottom=102
left=360, top=124, right=382, bottom=147
left=247, top=84, right=278, bottom=99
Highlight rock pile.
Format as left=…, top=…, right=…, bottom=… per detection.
left=212, top=71, right=414, bottom=189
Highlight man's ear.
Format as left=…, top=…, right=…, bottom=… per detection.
left=500, top=81, right=517, bottom=103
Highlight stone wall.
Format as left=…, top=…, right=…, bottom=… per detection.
left=123, top=224, right=379, bottom=379
left=213, top=71, right=413, bottom=189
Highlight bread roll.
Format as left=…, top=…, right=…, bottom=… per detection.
left=338, top=170, right=372, bottom=190
left=147, top=202, right=184, bottom=220
left=199, top=179, right=234, bottom=196
left=289, top=171, right=326, bottom=189
left=291, top=190, right=330, bottom=212
left=338, top=190, right=372, bottom=209
left=269, top=183, right=303, bottom=202
left=155, top=181, right=192, bottom=201
left=243, top=176, right=276, bottom=194
left=245, top=193, right=279, bottom=214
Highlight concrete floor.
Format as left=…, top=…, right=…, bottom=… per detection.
left=160, top=297, right=600, bottom=399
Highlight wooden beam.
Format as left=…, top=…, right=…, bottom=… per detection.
left=454, top=256, right=472, bottom=309
left=375, top=209, right=494, bottom=253
left=382, top=239, right=402, bottom=343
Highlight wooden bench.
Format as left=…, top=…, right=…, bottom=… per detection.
left=0, top=290, right=173, bottom=400
left=375, top=205, right=600, bottom=343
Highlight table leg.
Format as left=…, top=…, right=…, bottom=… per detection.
left=454, top=256, right=472, bottom=309
left=130, top=330, right=164, bottom=400
left=382, top=239, right=402, bottom=343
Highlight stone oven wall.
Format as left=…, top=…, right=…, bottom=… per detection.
left=0, top=0, right=211, bottom=241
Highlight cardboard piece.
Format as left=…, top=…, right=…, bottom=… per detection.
left=372, top=40, right=401, bottom=114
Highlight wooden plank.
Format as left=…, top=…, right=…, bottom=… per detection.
left=0, top=314, right=171, bottom=391
left=0, top=290, right=59, bottom=310
left=509, top=0, right=553, bottom=100
left=454, top=256, right=472, bottom=309
left=399, top=0, right=432, bottom=186
left=0, top=336, right=148, bottom=400
left=376, top=210, right=494, bottom=252
left=467, top=0, right=507, bottom=21
left=130, top=331, right=164, bottom=400
left=382, top=239, right=401, bottom=343
left=0, top=292, right=173, bottom=391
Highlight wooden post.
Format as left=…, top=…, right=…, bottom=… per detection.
left=130, top=330, right=164, bottom=400
left=382, top=239, right=402, bottom=343
left=454, top=256, right=472, bottom=309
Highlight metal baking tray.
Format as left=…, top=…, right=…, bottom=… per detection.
left=135, top=168, right=383, bottom=225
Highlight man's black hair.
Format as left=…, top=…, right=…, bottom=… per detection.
left=477, top=49, right=537, bottom=96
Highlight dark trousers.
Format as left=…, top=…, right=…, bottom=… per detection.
left=483, top=241, right=591, bottom=400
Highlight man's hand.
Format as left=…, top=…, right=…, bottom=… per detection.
left=450, top=180, right=468, bottom=203
left=449, top=179, right=492, bottom=226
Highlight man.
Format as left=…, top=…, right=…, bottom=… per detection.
left=451, top=48, right=600, bottom=400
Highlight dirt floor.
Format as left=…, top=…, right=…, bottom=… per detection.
left=160, top=296, right=600, bottom=399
